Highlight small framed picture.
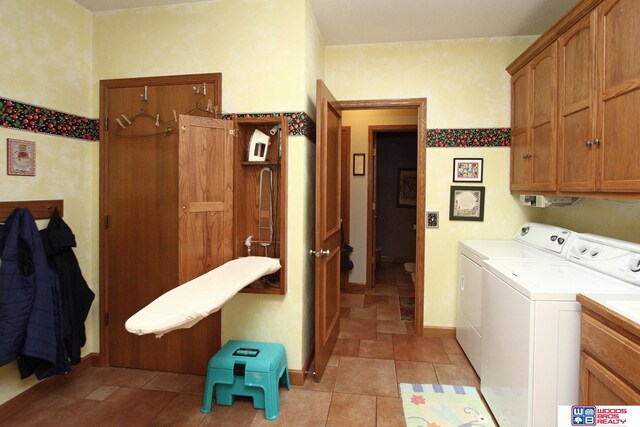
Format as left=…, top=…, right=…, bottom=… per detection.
left=353, top=153, right=365, bottom=176
left=426, top=211, right=439, bottom=228
left=397, top=168, right=417, bottom=207
left=449, top=186, right=485, bottom=221
left=7, top=138, right=36, bottom=176
left=453, top=158, right=483, bottom=182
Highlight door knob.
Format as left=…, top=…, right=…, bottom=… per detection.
left=309, top=249, right=331, bottom=257
left=584, top=140, right=592, bottom=147
left=592, top=138, right=601, bottom=146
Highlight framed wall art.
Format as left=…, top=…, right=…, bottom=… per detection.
left=7, top=138, right=36, bottom=176
left=449, top=186, right=485, bottom=221
left=453, top=158, right=483, bottom=183
left=397, top=168, right=417, bottom=207
left=353, top=153, right=365, bottom=176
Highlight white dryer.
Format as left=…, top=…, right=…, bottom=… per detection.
left=457, top=223, right=573, bottom=376
left=481, top=234, right=640, bottom=427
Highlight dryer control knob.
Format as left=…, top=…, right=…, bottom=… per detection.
left=629, top=257, right=640, bottom=272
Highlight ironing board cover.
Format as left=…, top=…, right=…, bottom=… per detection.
left=125, top=257, right=281, bottom=337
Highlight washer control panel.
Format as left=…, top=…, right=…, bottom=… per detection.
left=515, top=222, right=573, bottom=254
left=568, top=234, right=640, bottom=286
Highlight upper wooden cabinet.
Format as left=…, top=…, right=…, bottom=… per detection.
left=510, top=44, right=557, bottom=193
left=509, top=0, right=640, bottom=196
left=558, top=12, right=597, bottom=192
left=597, top=0, right=640, bottom=192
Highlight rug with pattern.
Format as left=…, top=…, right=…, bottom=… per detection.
left=400, top=383, right=496, bottom=427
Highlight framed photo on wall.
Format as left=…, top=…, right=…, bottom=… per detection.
left=7, top=138, right=36, bottom=176
left=397, top=168, right=417, bottom=207
left=453, top=158, right=483, bottom=183
left=353, top=153, right=365, bottom=176
left=449, top=186, right=485, bottom=221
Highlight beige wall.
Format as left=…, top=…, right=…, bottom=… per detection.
left=92, top=0, right=312, bottom=370
left=0, top=0, right=96, bottom=405
left=326, top=37, right=537, bottom=327
left=529, top=198, right=640, bottom=243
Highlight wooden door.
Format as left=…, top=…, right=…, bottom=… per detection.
left=510, top=68, right=530, bottom=191
left=597, top=0, right=640, bottom=191
left=314, top=80, right=342, bottom=381
left=178, top=115, right=234, bottom=283
left=558, top=13, right=597, bottom=192
left=529, top=43, right=557, bottom=191
left=101, top=74, right=223, bottom=375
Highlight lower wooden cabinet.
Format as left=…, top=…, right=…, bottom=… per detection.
left=578, top=296, right=640, bottom=405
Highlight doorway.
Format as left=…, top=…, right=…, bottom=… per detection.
left=338, top=101, right=426, bottom=335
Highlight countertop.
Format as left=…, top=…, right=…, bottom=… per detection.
left=577, top=293, right=640, bottom=337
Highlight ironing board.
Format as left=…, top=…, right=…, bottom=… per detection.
left=125, top=256, right=281, bottom=338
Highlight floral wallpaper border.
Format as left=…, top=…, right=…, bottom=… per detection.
left=427, top=128, right=510, bottom=147
left=1, top=96, right=99, bottom=141
left=223, top=112, right=314, bottom=138
left=1, top=95, right=511, bottom=147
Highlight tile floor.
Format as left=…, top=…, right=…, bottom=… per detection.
left=2, top=263, right=480, bottom=426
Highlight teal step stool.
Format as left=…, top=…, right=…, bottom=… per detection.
left=202, top=340, right=291, bottom=420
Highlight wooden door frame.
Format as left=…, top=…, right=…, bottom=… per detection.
left=99, top=73, right=222, bottom=367
left=338, top=98, right=426, bottom=336
left=340, top=127, right=351, bottom=290
left=367, top=124, right=419, bottom=289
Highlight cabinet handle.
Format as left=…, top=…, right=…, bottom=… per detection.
left=584, top=140, right=592, bottom=147
left=593, top=138, right=601, bottom=146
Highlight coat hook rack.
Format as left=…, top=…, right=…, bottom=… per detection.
left=0, top=199, right=64, bottom=221
left=140, top=85, right=148, bottom=101
left=193, top=82, right=207, bottom=96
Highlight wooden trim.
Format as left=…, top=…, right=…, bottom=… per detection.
left=507, top=0, right=602, bottom=75
left=289, top=343, right=316, bottom=386
left=0, top=199, right=63, bottom=221
left=288, top=369, right=306, bottom=386
left=422, top=326, right=456, bottom=338
left=338, top=98, right=427, bottom=336
left=0, top=353, right=100, bottom=423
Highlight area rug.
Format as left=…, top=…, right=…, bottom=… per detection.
left=400, top=383, right=496, bottom=427
left=399, top=296, right=415, bottom=321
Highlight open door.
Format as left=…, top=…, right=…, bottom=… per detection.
left=314, top=80, right=342, bottom=381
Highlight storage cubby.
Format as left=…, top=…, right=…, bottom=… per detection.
left=233, top=116, right=287, bottom=295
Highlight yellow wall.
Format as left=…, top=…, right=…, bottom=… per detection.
left=326, top=37, right=537, bottom=327
left=0, top=0, right=96, bottom=405
left=529, top=198, right=640, bottom=243
left=93, top=0, right=312, bottom=370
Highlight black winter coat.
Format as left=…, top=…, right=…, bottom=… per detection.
left=40, top=209, right=95, bottom=365
left=0, top=208, right=64, bottom=377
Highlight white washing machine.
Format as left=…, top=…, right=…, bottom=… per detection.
left=457, top=223, right=574, bottom=376
left=481, top=233, right=640, bottom=427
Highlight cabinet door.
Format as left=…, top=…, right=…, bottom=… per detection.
left=597, top=0, right=640, bottom=191
left=558, top=13, right=597, bottom=192
left=580, top=352, right=640, bottom=405
left=510, top=68, right=529, bottom=191
left=529, top=44, right=557, bottom=191
left=178, top=115, right=234, bottom=283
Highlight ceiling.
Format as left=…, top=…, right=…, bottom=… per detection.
left=73, top=0, right=578, bottom=46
